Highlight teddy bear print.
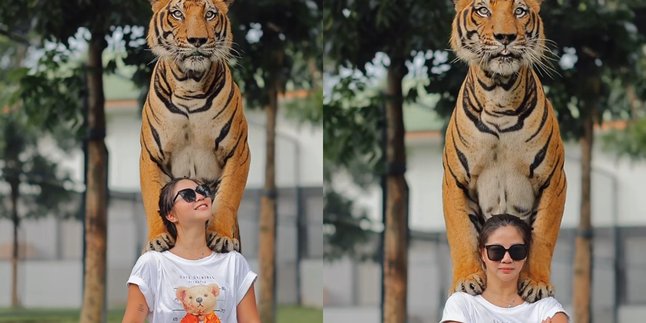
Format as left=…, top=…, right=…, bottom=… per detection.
left=176, top=283, right=221, bottom=323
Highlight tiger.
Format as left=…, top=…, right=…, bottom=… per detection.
left=140, top=0, right=250, bottom=253
left=443, top=0, right=566, bottom=302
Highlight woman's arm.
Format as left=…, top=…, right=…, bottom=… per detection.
left=237, top=284, right=261, bottom=323
left=122, top=284, right=149, bottom=323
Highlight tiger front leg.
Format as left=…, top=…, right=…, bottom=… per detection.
left=139, top=147, right=174, bottom=252
left=519, top=169, right=566, bottom=302
left=208, top=141, right=250, bottom=253
left=443, top=174, right=485, bottom=295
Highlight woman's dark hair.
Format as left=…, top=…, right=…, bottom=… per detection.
left=158, top=177, right=200, bottom=240
left=477, top=214, right=532, bottom=251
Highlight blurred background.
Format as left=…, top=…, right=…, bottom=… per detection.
left=0, top=0, right=322, bottom=322
left=324, top=1, right=646, bottom=323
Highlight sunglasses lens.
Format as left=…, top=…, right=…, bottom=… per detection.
left=509, top=244, right=528, bottom=261
left=487, top=245, right=506, bottom=261
left=178, top=189, right=197, bottom=203
left=196, top=185, right=211, bottom=197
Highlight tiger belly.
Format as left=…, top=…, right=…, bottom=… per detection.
left=475, top=164, right=535, bottom=222
left=170, top=146, right=223, bottom=181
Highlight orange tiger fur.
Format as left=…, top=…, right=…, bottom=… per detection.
left=140, top=0, right=249, bottom=253
left=443, top=0, right=566, bottom=302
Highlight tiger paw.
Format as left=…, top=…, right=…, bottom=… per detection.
left=143, top=233, right=175, bottom=252
left=519, top=278, right=553, bottom=302
left=453, top=272, right=485, bottom=295
left=207, top=232, right=240, bottom=253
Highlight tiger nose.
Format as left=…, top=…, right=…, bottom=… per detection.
left=188, top=37, right=207, bottom=47
left=494, top=33, right=516, bottom=45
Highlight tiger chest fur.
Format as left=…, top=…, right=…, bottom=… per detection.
left=146, top=63, right=239, bottom=180
left=456, top=69, right=555, bottom=226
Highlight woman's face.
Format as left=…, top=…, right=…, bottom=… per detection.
left=166, top=179, right=212, bottom=225
left=480, top=225, right=527, bottom=284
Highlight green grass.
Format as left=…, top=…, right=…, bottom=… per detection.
left=277, top=305, right=322, bottom=323
left=0, top=305, right=322, bottom=323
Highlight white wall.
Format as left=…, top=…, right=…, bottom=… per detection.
left=246, top=109, right=323, bottom=188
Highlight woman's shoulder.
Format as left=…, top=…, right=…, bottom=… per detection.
left=216, top=250, right=249, bottom=262
left=533, top=296, right=565, bottom=307
left=134, top=250, right=168, bottom=267
left=446, top=292, right=478, bottom=304
left=137, top=250, right=161, bottom=262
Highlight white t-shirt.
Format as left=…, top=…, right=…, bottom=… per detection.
left=440, top=292, right=569, bottom=323
left=127, top=250, right=257, bottom=323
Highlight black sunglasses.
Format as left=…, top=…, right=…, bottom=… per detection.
left=173, top=185, right=212, bottom=204
left=485, top=244, right=528, bottom=261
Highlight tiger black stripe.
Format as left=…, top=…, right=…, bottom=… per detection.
left=222, top=78, right=236, bottom=109
left=465, top=76, right=484, bottom=113
left=192, top=64, right=227, bottom=113
left=142, top=137, right=172, bottom=178
left=477, top=72, right=518, bottom=91
left=462, top=83, right=498, bottom=138
left=148, top=115, right=165, bottom=159
left=172, top=66, right=205, bottom=82
left=528, top=128, right=552, bottom=178
left=214, top=106, right=237, bottom=150
left=444, top=150, right=471, bottom=198
left=212, top=83, right=237, bottom=120
left=454, top=121, right=470, bottom=147
left=469, top=213, right=485, bottom=233
left=458, top=10, right=476, bottom=50
left=526, top=97, right=549, bottom=142
left=499, top=76, right=537, bottom=132
left=215, top=15, right=227, bottom=39
left=453, top=136, right=471, bottom=179
left=145, top=100, right=162, bottom=124
left=222, top=131, right=246, bottom=166
left=154, top=75, right=188, bottom=117
left=556, top=168, right=566, bottom=197
left=537, top=155, right=562, bottom=195
left=239, top=141, right=250, bottom=166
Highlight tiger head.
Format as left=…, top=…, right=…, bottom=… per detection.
left=148, top=0, right=234, bottom=72
left=450, top=0, right=545, bottom=76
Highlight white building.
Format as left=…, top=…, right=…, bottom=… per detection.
left=0, top=71, right=324, bottom=310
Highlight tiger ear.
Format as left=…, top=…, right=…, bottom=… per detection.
left=150, top=0, right=170, bottom=12
left=223, top=0, right=235, bottom=8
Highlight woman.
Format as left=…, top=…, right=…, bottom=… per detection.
left=122, top=178, right=260, bottom=323
left=441, top=214, right=569, bottom=323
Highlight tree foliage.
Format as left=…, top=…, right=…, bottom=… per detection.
left=0, top=111, right=79, bottom=222
left=231, top=0, right=321, bottom=108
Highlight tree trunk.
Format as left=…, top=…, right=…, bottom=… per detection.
left=572, top=109, right=594, bottom=323
left=7, top=43, right=27, bottom=310
left=382, top=57, right=409, bottom=323
left=79, top=31, right=108, bottom=323
left=259, top=81, right=279, bottom=323
left=10, top=179, right=20, bottom=308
